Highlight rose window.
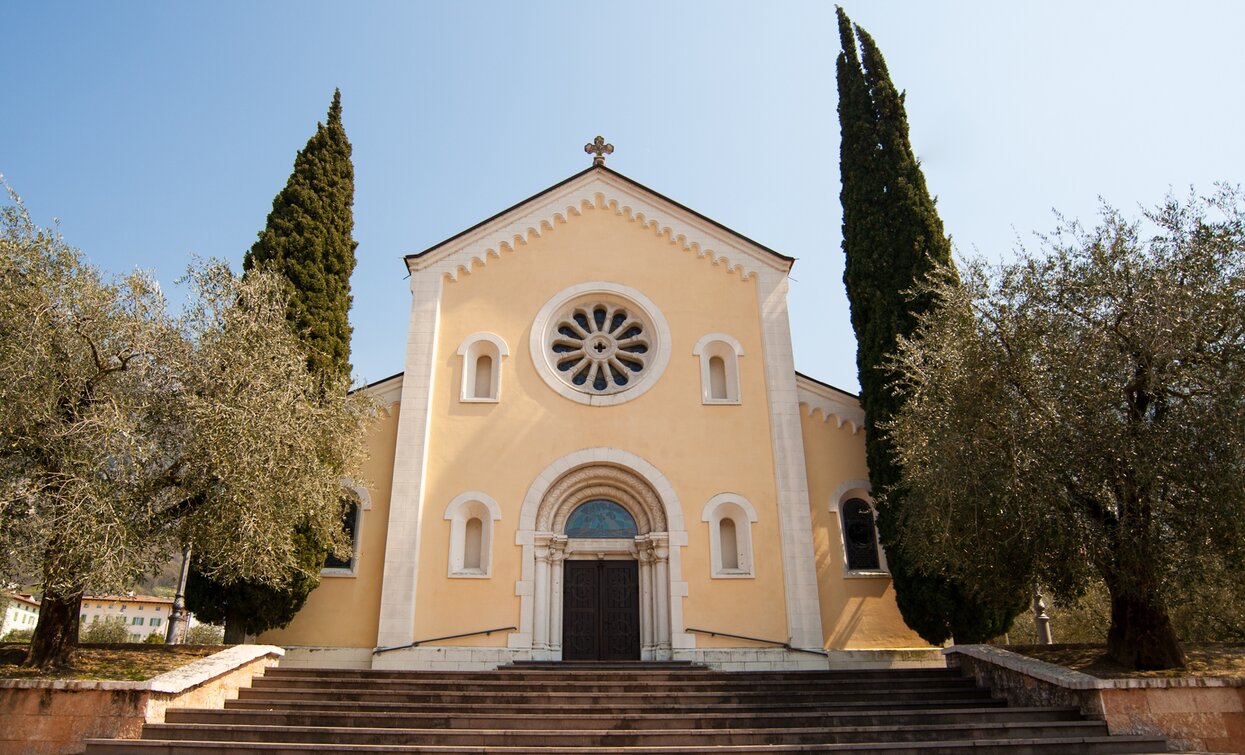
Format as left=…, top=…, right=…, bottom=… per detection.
left=550, top=302, right=651, bottom=394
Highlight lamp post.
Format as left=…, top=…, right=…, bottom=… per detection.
left=165, top=545, right=191, bottom=644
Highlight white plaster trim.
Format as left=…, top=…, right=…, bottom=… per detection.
left=755, top=271, right=824, bottom=650
left=700, top=492, right=759, bottom=522
left=513, top=448, right=692, bottom=654
left=443, top=491, right=503, bottom=521
left=444, top=491, right=501, bottom=579
left=359, top=373, right=403, bottom=414
left=828, top=480, right=871, bottom=513
left=701, top=493, right=758, bottom=579
left=529, top=282, right=671, bottom=407
left=455, top=332, right=510, bottom=357
left=322, top=480, right=369, bottom=578
left=831, top=483, right=890, bottom=575
left=407, top=171, right=790, bottom=284
left=456, top=332, right=507, bottom=404
left=796, top=375, right=865, bottom=434
left=340, top=479, right=373, bottom=511
left=692, top=333, right=744, bottom=405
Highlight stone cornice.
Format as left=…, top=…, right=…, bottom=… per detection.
left=406, top=170, right=792, bottom=284
left=795, top=373, right=864, bottom=434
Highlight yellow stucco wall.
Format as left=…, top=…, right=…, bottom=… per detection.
left=260, top=399, right=398, bottom=648
left=414, top=205, right=790, bottom=647
left=801, top=404, right=931, bottom=650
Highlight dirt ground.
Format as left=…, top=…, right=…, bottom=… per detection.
left=0, top=643, right=223, bottom=681
left=1012, top=643, right=1245, bottom=679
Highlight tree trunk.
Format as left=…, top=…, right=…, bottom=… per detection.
left=1104, top=580, right=1186, bottom=671
left=223, top=609, right=247, bottom=644
left=24, top=592, right=81, bottom=669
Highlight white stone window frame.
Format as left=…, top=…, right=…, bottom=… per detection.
left=322, top=480, right=372, bottom=578
left=692, top=333, right=744, bottom=405
left=829, top=480, right=889, bottom=578
left=457, top=332, right=509, bottom=403
left=444, top=491, right=502, bottom=578
left=530, top=281, right=672, bottom=407
left=701, top=493, right=758, bottom=579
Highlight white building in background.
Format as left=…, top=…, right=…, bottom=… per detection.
left=1, top=593, right=40, bottom=637
left=81, top=594, right=172, bottom=642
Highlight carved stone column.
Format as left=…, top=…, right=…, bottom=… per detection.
left=533, top=534, right=552, bottom=653
left=637, top=536, right=654, bottom=659
left=549, top=536, right=568, bottom=655
left=652, top=533, right=670, bottom=657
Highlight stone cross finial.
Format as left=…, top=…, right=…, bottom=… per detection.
left=584, top=136, right=614, bottom=166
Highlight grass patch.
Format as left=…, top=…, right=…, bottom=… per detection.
left=0, top=644, right=224, bottom=681
left=1010, top=643, right=1245, bottom=679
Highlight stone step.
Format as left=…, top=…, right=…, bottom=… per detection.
left=80, top=747, right=1185, bottom=755
left=224, top=694, right=1009, bottom=715
left=233, top=685, right=994, bottom=706
left=264, top=666, right=957, bottom=682
left=247, top=674, right=980, bottom=694
left=165, top=705, right=1085, bottom=731
left=138, top=720, right=1120, bottom=747
left=82, top=738, right=1181, bottom=754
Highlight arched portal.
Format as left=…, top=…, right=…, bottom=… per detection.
left=512, top=449, right=690, bottom=660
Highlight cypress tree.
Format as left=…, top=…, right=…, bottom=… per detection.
left=244, top=88, right=357, bottom=379
left=836, top=8, right=1024, bottom=643
left=185, top=91, right=357, bottom=642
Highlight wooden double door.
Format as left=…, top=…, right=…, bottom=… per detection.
left=561, top=560, right=640, bottom=661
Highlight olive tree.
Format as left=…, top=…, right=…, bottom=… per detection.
left=0, top=188, right=374, bottom=668
left=888, top=189, right=1245, bottom=670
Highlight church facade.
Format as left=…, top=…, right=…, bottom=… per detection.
left=261, top=157, right=933, bottom=670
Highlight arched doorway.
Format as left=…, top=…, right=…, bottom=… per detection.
left=561, top=499, right=640, bottom=660
left=515, top=452, right=686, bottom=661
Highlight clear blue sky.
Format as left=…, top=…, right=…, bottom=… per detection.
left=4, top=1, right=1242, bottom=392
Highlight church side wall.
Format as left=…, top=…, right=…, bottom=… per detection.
left=800, top=405, right=932, bottom=650
left=412, top=207, right=791, bottom=650
left=258, top=398, right=399, bottom=651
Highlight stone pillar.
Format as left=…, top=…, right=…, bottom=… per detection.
left=637, top=537, right=654, bottom=659
left=652, top=533, right=670, bottom=657
left=549, top=536, right=567, bottom=656
left=533, top=535, right=551, bottom=653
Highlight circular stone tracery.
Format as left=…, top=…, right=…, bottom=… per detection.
left=551, top=302, right=651, bottom=394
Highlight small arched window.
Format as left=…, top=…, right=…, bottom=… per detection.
left=463, top=517, right=483, bottom=570
left=842, top=498, right=881, bottom=571
left=718, top=518, right=739, bottom=570
left=444, top=492, right=502, bottom=578
left=701, top=493, right=758, bottom=578
left=457, top=333, right=509, bottom=403
left=693, top=334, right=744, bottom=404
left=323, top=481, right=372, bottom=577
left=708, top=356, right=728, bottom=400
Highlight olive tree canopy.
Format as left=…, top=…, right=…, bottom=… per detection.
left=888, top=189, right=1245, bottom=670
left=0, top=188, right=374, bottom=668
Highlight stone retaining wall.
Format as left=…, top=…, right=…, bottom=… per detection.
left=947, top=644, right=1245, bottom=754
left=0, top=644, right=283, bottom=755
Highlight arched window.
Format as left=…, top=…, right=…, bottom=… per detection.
left=718, top=518, right=739, bottom=569
left=457, top=332, right=509, bottom=403
left=564, top=499, right=638, bottom=538
left=322, top=481, right=372, bottom=577
left=473, top=355, right=493, bottom=399
left=444, top=492, right=502, bottom=577
left=708, top=356, right=727, bottom=400
left=463, top=517, right=483, bottom=570
left=693, top=334, right=744, bottom=404
left=841, top=498, right=881, bottom=572
left=700, top=493, right=758, bottom=578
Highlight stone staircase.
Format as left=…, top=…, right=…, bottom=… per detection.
left=84, top=660, right=1174, bottom=753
